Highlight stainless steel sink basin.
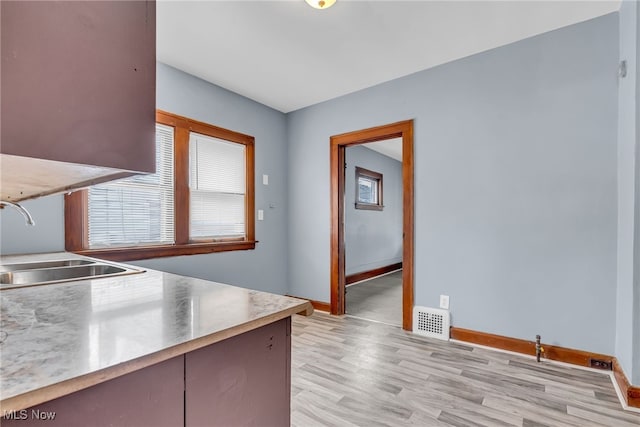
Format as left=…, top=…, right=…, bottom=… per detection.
left=0, top=259, right=93, bottom=272
left=0, top=259, right=144, bottom=289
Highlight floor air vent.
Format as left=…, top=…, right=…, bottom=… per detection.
left=413, top=306, right=450, bottom=341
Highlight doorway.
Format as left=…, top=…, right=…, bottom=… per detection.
left=330, top=120, right=414, bottom=331
left=344, top=139, right=403, bottom=326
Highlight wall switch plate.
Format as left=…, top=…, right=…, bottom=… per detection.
left=263, top=174, right=269, bottom=185
left=258, top=209, right=264, bottom=221
left=439, top=295, right=450, bottom=310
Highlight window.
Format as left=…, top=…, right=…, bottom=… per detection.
left=355, top=166, right=383, bottom=211
left=87, top=123, right=175, bottom=248
left=65, top=111, right=256, bottom=261
left=189, top=133, right=246, bottom=239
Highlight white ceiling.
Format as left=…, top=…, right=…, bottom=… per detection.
left=157, top=0, right=620, bottom=113
left=363, top=138, right=402, bottom=162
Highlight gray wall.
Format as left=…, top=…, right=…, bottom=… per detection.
left=635, top=0, right=640, bottom=388
left=345, top=145, right=402, bottom=276
left=616, top=0, right=639, bottom=387
left=1, top=63, right=291, bottom=295
left=0, top=196, right=65, bottom=255
left=287, top=14, right=619, bottom=355
left=135, top=64, right=290, bottom=294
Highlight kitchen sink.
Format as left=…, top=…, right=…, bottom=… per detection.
left=0, top=259, right=93, bottom=272
left=0, top=259, right=144, bottom=289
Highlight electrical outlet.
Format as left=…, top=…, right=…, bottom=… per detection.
left=439, top=295, right=450, bottom=310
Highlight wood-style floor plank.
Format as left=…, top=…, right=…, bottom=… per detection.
left=291, top=313, right=640, bottom=426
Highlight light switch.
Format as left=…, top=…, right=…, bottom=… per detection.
left=258, top=209, right=264, bottom=221
left=262, top=174, right=269, bottom=185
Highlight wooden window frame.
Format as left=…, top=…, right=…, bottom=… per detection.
left=355, top=166, right=383, bottom=211
left=65, top=110, right=256, bottom=262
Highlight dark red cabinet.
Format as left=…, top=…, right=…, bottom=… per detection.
left=185, top=318, right=291, bottom=427
left=1, top=356, right=184, bottom=427
left=1, top=0, right=156, bottom=201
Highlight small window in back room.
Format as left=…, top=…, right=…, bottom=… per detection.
left=355, top=166, right=383, bottom=211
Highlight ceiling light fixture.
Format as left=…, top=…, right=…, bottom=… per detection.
left=305, top=0, right=336, bottom=10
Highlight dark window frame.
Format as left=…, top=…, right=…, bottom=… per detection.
left=355, top=166, right=383, bottom=211
left=64, top=110, right=256, bottom=262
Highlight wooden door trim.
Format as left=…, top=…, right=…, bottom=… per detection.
left=330, top=120, right=415, bottom=331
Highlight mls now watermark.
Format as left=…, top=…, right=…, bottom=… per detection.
left=3, top=409, right=57, bottom=421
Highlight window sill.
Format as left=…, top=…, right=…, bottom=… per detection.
left=71, top=241, right=258, bottom=262
left=355, top=203, right=384, bottom=211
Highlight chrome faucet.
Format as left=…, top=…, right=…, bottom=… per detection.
left=0, top=201, right=35, bottom=226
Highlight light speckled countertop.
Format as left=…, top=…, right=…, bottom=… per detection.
left=0, top=252, right=312, bottom=412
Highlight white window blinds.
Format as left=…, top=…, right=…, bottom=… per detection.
left=189, top=132, right=246, bottom=239
left=87, top=123, right=175, bottom=248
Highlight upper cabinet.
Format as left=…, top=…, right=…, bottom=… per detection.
left=1, top=1, right=156, bottom=202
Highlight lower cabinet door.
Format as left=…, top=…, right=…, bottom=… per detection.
left=185, top=317, right=291, bottom=427
left=2, top=355, right=184, bottom=427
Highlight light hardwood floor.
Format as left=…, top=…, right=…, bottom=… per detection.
left=291, top=313, right=640, bottom=427
left=346, top=271, right=402, bottom=326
